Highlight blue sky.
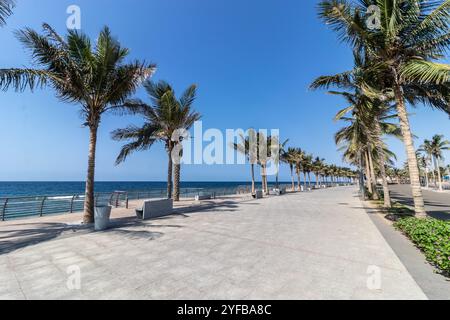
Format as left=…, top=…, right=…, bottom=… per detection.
left=1, top=0, right=449, bottom=182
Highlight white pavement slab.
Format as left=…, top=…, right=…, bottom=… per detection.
left=0, top=187, right=426, bottom=300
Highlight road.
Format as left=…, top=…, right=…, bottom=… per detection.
left=389, top=184, right=450, bottom=220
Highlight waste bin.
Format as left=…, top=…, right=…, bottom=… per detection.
left=94, top=205, right=112, bottom=231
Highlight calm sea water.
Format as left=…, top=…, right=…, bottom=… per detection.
left=0, top=181, right=294, bottom=198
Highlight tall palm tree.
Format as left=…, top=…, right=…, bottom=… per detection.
left=275, top=139, right=289, bottom=189
left=318, top=0, right=450, bottom=217
left=113, top=80, right=201, bottom=201
left=312, top=51, right=404, bottom=207
left=313, top=157, right=325, bottom=187
left=232, top=130, right=258, bottom=195
left=0, top=0, right=14, bottom=26
left=302, top=154, right=313, bottom=188
left=417, top=153, right=430, bottom=188
left=256, top=132, right=273, bottom=195
left=293, top=148, right=305, bottom=191
left=419, top=135, right=450, bottom=191
left=283, top=147, right=299, bottom=191
left=0, top=25, right=154, bottom=223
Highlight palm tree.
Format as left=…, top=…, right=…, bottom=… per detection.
left=302, top=154, right=313, bottom=188
left=113, top=80, right=201, bottom=201
left=312, top=51, right=404, bottom=207
left=419, top=135, right=450, bottom=191
left=0, top=25, right=154, bottom=223
left=313, top=157, right=325, bottom=187
left=232, top=130, right=258, bottom=195
left=0, top=0, right=14, bottom=26
left=417, top=154, right=430, bottom=188
left=318, top=0, right=450, bottom=217
left=275, top=139, right=289, bottom=189
left=293, top=148, right=305, bottom=191
left=283, top=148, right=299, bottom=191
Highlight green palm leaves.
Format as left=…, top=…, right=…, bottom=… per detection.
left=0, top=0, right=14, bottom=26
left=0, top=24, right=154, bottom=222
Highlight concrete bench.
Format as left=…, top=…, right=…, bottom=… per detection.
left=273, top=188, right=287, bottom=196
left=136, top=199, right=173, bottom=220
left=195, top=194, right=213, bottom=201
left=254, top=190, right=263, bottom=199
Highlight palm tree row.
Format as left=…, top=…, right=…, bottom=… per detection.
left=314, top=0, right=450, bottom=218
left=233, top=135, right=356, bottom=196
left=281, top=148, right=356, bottom=191
left=418, top=135, right=450, bottom=191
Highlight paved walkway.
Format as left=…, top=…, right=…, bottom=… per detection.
left=389, top=184, right=450, bottom=220
left=0, top=187, right=426, bottom=300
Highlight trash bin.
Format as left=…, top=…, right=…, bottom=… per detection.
left=94, top=205, right=112, bottom=231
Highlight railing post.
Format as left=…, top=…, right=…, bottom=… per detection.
left=40, top=197, right=47, bottom=217
left=70, top=195, right=76, bottom=213
left=2, top=198, right=8, bottom=221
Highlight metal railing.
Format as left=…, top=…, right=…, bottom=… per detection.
left=0, top=186, right=253, bottom=221
left=0, top=183, right=349, bottom=221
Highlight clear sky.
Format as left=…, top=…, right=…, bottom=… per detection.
left=1, top=0, right=449, bottom=182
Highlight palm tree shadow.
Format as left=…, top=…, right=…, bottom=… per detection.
left=0, top=223, right=91, bottom=255
left=173, top=200, right=245, bottom=215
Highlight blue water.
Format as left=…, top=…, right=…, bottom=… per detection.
left=0, top=181, right=295, bottom=198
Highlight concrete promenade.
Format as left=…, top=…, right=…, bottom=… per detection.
left=0, top=187, right=426, bottom=300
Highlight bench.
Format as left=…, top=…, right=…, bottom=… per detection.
left=273, top=188, right=287, bottom=196
left=136, top=199, right=173, bottom=220
left=195, top=194, right=214, bottom=201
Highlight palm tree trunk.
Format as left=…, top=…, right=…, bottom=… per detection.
left=251, top=164, right=256, bottom=195
left=290, top=166, right=295, bottom=191
left=83, top=125, right=98, bottom=224
left=173, top=164, right=181, bottom=201
left=308, top=172, right=312, bottom=188
left=297, top=171, right=301, bottom=191
left=303, top=172, right=308, bottom=189
left=167, top=150, right=173, bottom=199
left=374, top=121, right=391, bottom=208
left=263, top=165, right=269, bottom=195
left=394, top=84, right=426, bottom=217
left=425, top=166, right=429, bottom=188
left=429, top=157, right=436, bottom=187
left=368, top=149, right=379, bottom=200
left=434, top=157, right=443, bottom=192
left=364, top=151, right=374, bottom=195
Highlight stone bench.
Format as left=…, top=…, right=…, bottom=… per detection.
left=195, top=194, right=214, bottom=201
left=136, top=199, right=173, bottom=220
left=273, top=188, right=287, bottom=196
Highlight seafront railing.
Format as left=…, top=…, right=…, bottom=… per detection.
left=0, top=186, right=260, bottom=221
left=0, top=183, right=343, bottom=221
